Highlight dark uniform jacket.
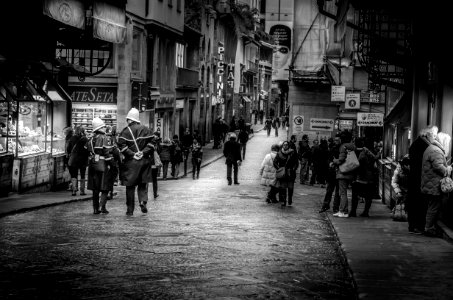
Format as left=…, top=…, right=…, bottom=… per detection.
left=67, top=135, right=89, bottom=167
left=117, top=123, right=154, bottom=186
left=86, top=132, right=116, bottom=191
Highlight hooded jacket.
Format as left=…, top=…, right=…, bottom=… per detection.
left=421, top=141, right=448, bottom=195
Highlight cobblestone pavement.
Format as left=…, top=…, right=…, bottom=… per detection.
left=0, top=128, right=356, bottom=299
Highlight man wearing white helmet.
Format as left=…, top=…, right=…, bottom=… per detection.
left=117, top=108, right=155, bottom=216
left=86, top=117, right=119, bottom=214
left=223, top=132, right=242, bottom=185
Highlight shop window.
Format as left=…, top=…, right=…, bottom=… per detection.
left=132, top=29, right=144, bottom=78
left=176, top=43, right=185, bottom=68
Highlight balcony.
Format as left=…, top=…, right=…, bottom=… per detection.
left=176, top=67, right=199, bottom=89
left=245, top=60, right=258, bottom=74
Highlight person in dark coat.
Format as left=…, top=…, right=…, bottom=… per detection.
left=118, top=108, right=155, bottom=216
left=237, top=128, right=249, bottom=160
left=289, top=135, right=297, bottom=152
left=349, top=137, right=378, bottom=217
left=213, top=117, right=222, bottom=149
left=160, top=138, right=172, bottom=180
left=229, top=116, right=237, bottom=133
left=272, top=117, right=279, bottom=137
left=298, top=135, right=311, bottom=184
left=273, top=141, right=299, bottom=207
left=64, top=126, right=74, bottom=191
left=181, top=127, right=193, bottom=177
left=86, top=118, right=117, bottom=214
left=223, top=132, right=242, bottom=185
left=265, top=118, right=272, bottom=137
left=106, top=125, right=119, bottom=200
left=408, top=125, right=437, bottom=234
left=191, top=137, right=203, bottom=179
left=67, top=126, right=89, bottom=196
left=237, top=116, right=246, bottom=132
left=319, top=135, right=341, bottom=213
left=170, top=135, right=183, bottom=178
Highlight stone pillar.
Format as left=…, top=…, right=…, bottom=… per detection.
left=410, top=62, right=429, bottom=139
left=117, top=19, right=133, bottom=131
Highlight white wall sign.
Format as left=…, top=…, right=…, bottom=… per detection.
left=357, top=113, right=384, bottom=127
left=154, top=116, right=163, bottom=133
left=331, top=86, right=346, bottom=102
left=176, top=99, right=184, bottom=109
left=293, top=115, right=304, bottom=133
left=345, top=93, right=360, bottom=109
left=309, top=118, right=334, bottom=131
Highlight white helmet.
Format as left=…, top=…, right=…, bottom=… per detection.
left=92, top=117, right=105, bottom=132
left=229, top=132, right=237, bottom=139
left=126, top=108, right=140, bottom=123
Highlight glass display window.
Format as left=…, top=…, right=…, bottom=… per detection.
left=0, top=85, right=13, bottom=155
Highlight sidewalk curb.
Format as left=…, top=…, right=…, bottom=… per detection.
left=0, top=195, right=92, bottom=218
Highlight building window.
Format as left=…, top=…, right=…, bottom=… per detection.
left=132, top=28, right=143, bottom=76
left=177, top=0, right=181, bottom=12
left=176, top=43, right=185, bottom=68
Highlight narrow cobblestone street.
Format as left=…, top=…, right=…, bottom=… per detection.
left=0, top=128, right=356, bottom=299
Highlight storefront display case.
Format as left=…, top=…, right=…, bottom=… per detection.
left=72, top=103, right=117, bottom=134
left=0, top=76, right=70, bottom=194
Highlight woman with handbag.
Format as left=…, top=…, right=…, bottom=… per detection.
left=86, top=118, right=117, bottom=214
left=117, top=108, right=155, bottom=215
left=260, top=143, right=280, bottom=203
left=67, top=126, right=89, bottom=196
left=273, top=141, right=299, bottom=207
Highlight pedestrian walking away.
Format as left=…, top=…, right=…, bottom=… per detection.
left=260, top=143, right=280, bottom=203
left=265, top=118, right=272, bottom=137
left=238, top=127, right=249, bottom=160
left=170, top=134, right=183, bottom=178
left=118, top=108, right=155, bottom=216
left=223, top=132, right=242, bottom=185
left=319, top=135, right=341, bottom=213
left=67, top=125, right=89, bottom=196
left=181, top=128, right=193, bottom=177
left=191, top=137, right=203, bottom=180
left=298, top=134, right=311, bottom=184
left=86, top=118, right=118, bottom=214
left=273, top=141, right=299, bottom=207
left=160, top=138, right=172, bottom=180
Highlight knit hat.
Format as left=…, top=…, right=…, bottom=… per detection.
left=126, top=108, right=140, bottom=123
left=92, top=117, right=105, bottom=132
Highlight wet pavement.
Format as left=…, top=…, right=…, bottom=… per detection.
left=0, top=127, right=356, bottom=299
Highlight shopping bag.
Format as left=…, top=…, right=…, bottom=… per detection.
left=154, top=151, right=163, bottom=168
left=339, top=150, right=360, bottom=173
left=63, top=168, right=71, bottom=181
left=276, top=167, right=286, bottom=179
left=392, top=203, right=407, bottom=222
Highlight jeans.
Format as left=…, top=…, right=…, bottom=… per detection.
left=69, top=165, right=86, bottom=179
left=267, top=186, right=279, bottom=202
left=126, top=183, right=148, bottom=214
left=171, top=162, right=180, bottom=178
left=322, top=175, right=340, bottom=211
left=424, top=193, right=442, bottom=233
left=351, top=182, right=373, bottom=215
left=151, top=168, right=158, bottom=197
left=226, top=162, right=238, bottom=183
left=274, top=127, right=278, bottom=137
left=299, top=159, right=310, bottom=183
left=267, top=127, right=271, bottom=137
left=240, top=143, right=247, bottom=160
left=192, top=158, right=201, bottom=178
left=278, top=187, right=294, bottom=205
left=183, top=151, right=190, bottom=175
left=338, top=179, right=351, bottom=213
left=162, top=161, right=170, bottom=179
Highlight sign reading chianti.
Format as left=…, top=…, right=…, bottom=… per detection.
left=68, top=86, right=117, bottom=103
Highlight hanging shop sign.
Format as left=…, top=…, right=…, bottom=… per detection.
left=43, top=0, right=85, bottom=29
left=92, top=1, right=126, bottom=44
left=216, top=41, right=225, bottom=104
left=331, top=86, right=346, bottom=102
left=310, top=118, right=334, bottom=131
left=227, top=63, right=234, bottom=88
left=67, top=86, right=117, bottom=103
left=357, top=113, right=384, bottom=127
left=154, top=116, right=162, bottom=135
left=345, top=93, right=360, bottom=109
left=267, top=21, right=292, bottom=81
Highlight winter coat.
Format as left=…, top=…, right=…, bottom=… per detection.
left=355, top=147, right=377, bottom=184
left=238, top=130, right=249, bottom=144
left=223, top=139, right=242, bottom=164
left=117, top=122, right=154, bottom=186
left=170, top=139, right=184, bottom=163
left=334, top=142, right=357, bottom=180
left=260, top=151, right=277, bottom=186
left=86, top=132, right=117, bottom=191
left=421, top=142, right=448, bottom=195
left=182, top=133, right=193, bottom=151
left=67, top=135, right=89, bottom=167
left=190, top=142, right=203, bottom=162
left=273, top=148, right=299, bottom=188
left=159, top=142, right=172, bottom=162
left=408, top=136, right=431, bottom=195
left=297, top=140, right=311, bottom=160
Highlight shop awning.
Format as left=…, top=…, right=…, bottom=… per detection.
left=242, top=96, right=251, bottom=103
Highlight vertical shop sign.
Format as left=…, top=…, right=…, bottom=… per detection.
left=227, top=63, right=234, bottom=88
left=154, top=115, right=162, bottom=134
left=216, top=41, right=225, bottom=104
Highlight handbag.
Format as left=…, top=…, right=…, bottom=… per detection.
left=392, top=203, right=407, bottom=222
left=154, top=150, right=163, bottom=168
left=67, top=142, right=79, bottom=167
left=89, top=138, right=106, bottom=172
left=339, top=149, right=360, bottom=173
left=276, top=166, right=286, bottom=179
left=440, top=176, right=453, bottom=193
